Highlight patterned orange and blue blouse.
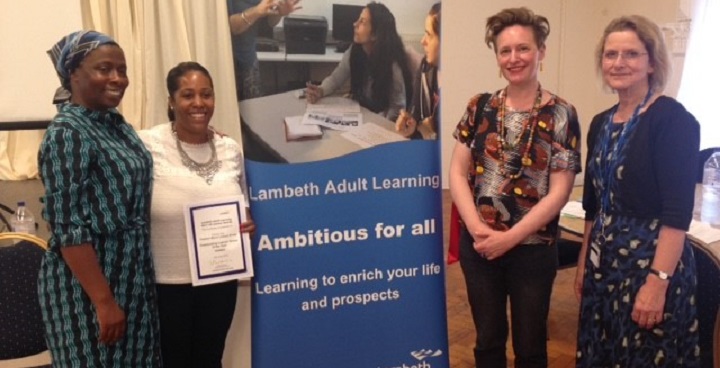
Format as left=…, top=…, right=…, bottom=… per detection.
left=453, top=89, right=582, bottom=244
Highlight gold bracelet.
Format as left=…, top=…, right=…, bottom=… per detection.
left=240, top=11, right=251, bottom=25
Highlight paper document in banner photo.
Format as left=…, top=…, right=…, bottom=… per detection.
left=342, top=122, right=407, bottom=148
left=284, top=115, right=322, bottom=141
left=302, top=96, right=363, bottom=131
left=302, top=111, right=363, bottom=131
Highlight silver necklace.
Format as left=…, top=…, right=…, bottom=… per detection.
left=172, top=126, right=221, bottom=185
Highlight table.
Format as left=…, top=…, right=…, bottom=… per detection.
left=560, top=185, right=720, bottom=261
left=239, top=91, right=398, bottom=164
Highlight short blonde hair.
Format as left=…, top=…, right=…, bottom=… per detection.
left=596, top=15, right=670, bottom=93
left=485, top=7, right=550, bottom=52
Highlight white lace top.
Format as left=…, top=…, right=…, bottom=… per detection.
left=138, top=123, right=246, bottom=284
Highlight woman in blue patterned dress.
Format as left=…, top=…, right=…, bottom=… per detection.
left=38, top=30, right=161, bottom=367
left=575, top=15, right=700, bottom=367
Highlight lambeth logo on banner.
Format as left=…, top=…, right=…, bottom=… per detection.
left=245, top=140, right=449, bottom=368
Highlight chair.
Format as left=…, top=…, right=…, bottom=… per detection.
left=0, top=202, right=14, bottom=233
left=556, top=237, right=581, bottom=270
left=690, top=240, right=720, bottom=368
left=0, top=232, right=51, bottom=368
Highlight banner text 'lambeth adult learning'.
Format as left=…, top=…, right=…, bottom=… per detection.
left=245, top=140, right=449, bottom=368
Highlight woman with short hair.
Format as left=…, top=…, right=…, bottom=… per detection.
left=449, top=7, right=581, bottom=367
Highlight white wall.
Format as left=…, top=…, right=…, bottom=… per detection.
left=0, top=0, right=82, bottom=122
left=440, top=0, right=683, bottom=188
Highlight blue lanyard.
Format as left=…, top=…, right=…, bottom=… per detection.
left=597, top=90, right=653, bottom=213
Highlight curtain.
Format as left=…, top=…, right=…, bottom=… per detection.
left=677, top=0, right=720, bottom=150
left=0, top=132, right=43, bottom=180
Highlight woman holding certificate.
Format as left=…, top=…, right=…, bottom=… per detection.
left=138, top=61, right=255, bottom=368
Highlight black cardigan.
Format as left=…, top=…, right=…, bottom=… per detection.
left=583, top=96, right=700, bottom=230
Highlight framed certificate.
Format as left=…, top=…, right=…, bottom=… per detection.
left=184, top=195, right=254, bottom=285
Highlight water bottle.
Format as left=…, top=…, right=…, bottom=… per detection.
left=701, top=152, right=720, bottom=225
left=9, top=201, right=36, bottom=235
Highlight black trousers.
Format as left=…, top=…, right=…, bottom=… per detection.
left=156, top=281, right=238, bottom=368
left=459, top=228, right=557, bottom=368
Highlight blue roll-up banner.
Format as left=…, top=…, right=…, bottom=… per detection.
left=245, top=140, right=449, bottom=368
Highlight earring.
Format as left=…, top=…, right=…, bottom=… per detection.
left=498, top=69, right=503, bottom=78
left=539, top=62, right=543, bottom=72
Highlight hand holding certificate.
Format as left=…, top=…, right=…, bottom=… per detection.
left=184, top=196, right=254, bottom=285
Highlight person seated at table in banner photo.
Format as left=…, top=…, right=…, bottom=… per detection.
left=396, top=2, right=441, bottom=140
left=305, top=1, right=413, bottom=122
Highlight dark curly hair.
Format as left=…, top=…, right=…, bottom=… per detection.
left=349, top=2, right=413, bottom=114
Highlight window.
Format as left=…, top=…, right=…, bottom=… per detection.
left=677, top=0, right=720, bottom=150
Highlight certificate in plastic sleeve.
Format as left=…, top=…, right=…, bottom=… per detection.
left=184, top=195, right=254, bottom=285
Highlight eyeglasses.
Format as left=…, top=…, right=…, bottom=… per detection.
left=602, top=50, right=648, bottom=62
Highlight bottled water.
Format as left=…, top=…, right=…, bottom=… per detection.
left=701, top=152, right=720, bottom=225
left=9, top=201, right=36, bottom=235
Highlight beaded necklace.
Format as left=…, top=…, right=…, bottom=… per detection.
left=172, top=124, right=221, bottom=185
left=496, top=84, right=543, bottom=179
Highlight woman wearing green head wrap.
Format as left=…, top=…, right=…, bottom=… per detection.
left=39, top=30, right=161, bottom=367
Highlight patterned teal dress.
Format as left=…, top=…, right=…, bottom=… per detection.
left=38, top=104, right=161, bottom=367
left=577, top=97, right=700, bottom=367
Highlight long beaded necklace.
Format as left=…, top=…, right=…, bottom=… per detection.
left=172, top=124, right=221, bottom=185
left=496, top=84, right=543, bottom=179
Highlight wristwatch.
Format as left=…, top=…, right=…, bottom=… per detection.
left=649, top=268, right=671, bottom=280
